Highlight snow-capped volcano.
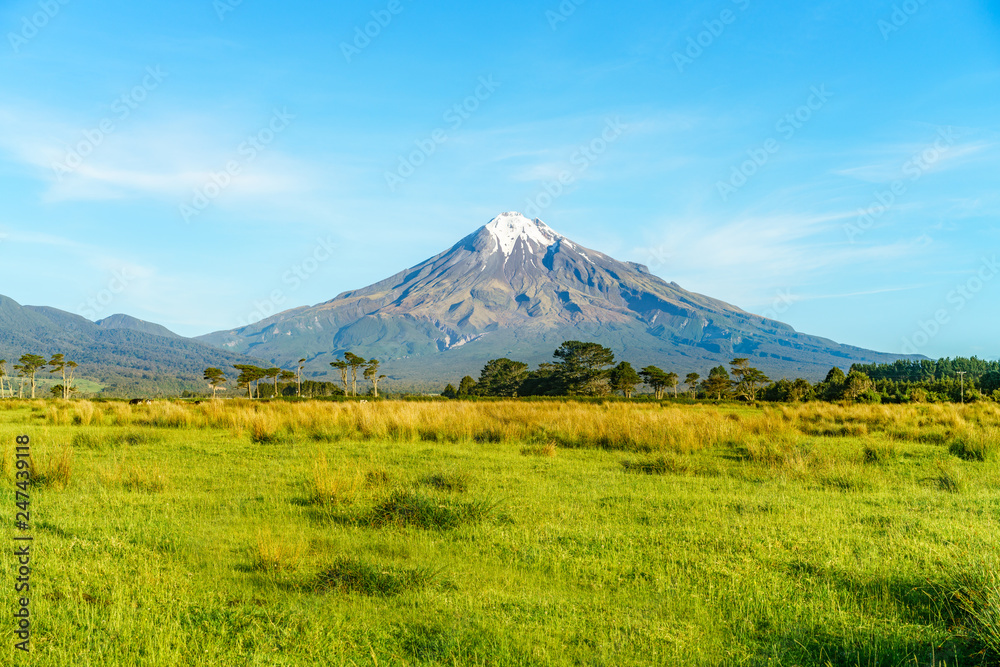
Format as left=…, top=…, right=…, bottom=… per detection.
left=484, top=212, right=564, bottom=256
left=199, top=212, right=914, bottom=385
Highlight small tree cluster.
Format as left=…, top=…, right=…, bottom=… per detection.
left=1, top=353, right=79, bottom=399
left=330, top=352, right=386, bottom=397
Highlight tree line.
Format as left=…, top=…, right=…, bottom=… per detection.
left=204, top=353, right=387, bottom=400
left=440, top=341, right=774, bottom=401
left=0, top=353, right=79, bottom=399
left=442, top=342, right=1000, bottom=404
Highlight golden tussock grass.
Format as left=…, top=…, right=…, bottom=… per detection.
left=41, top=399, right=1000, bottom=458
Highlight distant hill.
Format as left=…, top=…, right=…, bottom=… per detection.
left=0, top=295, right=262, bottom=396
left=96, top=314, right=181, bottom=339
left=198, top=212, right=920, bottom=386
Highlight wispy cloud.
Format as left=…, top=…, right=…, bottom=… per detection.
left=832, top=139, right=996, bottom=184
left=631, top=207, right=935, bottom=310
left=0, top=102, right=321, bottom=208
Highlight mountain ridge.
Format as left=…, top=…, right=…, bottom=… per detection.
left=0, top=296, right=263, bottom=396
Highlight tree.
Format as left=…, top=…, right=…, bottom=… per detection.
left=818, top=367, right=847, bottom=401
left=703, top=365, right=732, bottom=400
left=552, top=341, right=615, bottom=396
left=665, top=371, right=679, bottom=397
left=297, top=358, right=306, bottom=398
left=264, top=368, right=282, bottom=398
left=685, top=373, right=701, bottom=398
left=204, top=367, right=227, bottom=398
left=477, top=358, right=529, bottom=397
left=234, top=364, right=266, bottom=399
left=730, top=358, right=769, bottom=403
left=49, top=354, right=68, bottom=399
left=518, top=363, right=559, bottom=396
left=457, top=376, right=478, bottom=397
left=12, top=362, right=26, bottom=398
left=345, top=352, right=368, bottom=397
left=330, top=359, right=350, bottom=395
left=0, top=360, right=8, bottom=399
left=843, top=370, right=876, bottom=403
left=17, top=354, right=46, bottom=400
left=65, top=361, right=78, bottom=398
left=279, top=370, right=296, bottom=397
left=364, top=359, right=386, bottom=398
left=791, top=378, right=814, bottom=402
left=639, top=366, right=671, bottom=400
left=762, top=378, right=792, bottom=402
left=610, top=362, right=641, bottom=398
left=980, top=371, right=1000, bottom=396
left=442, top=384, right=457, bottom=399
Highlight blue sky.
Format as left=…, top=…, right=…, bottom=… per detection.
left=1, top=0, right=997, bottom=360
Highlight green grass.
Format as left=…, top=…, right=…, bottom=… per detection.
left=1, top=400, right=999, bottom=665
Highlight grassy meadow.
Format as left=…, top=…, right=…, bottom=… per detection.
left=1, top=398, right=999, bottom=666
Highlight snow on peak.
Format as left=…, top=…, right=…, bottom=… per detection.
left=484, top=212, right=560, bottom=256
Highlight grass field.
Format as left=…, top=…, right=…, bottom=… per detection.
left=1, top=398, right=999, bottom=666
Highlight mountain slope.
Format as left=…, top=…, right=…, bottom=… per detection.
left=198, top=212, right=917, bottom=386
left=0, top=296, right=261, bottom=396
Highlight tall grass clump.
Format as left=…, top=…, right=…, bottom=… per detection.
left=942, top=564, right=1000, bottom=658
left=0, top=439, right=10, bottom=479
left=72, top=428, right=164, bottom=449
left=254, top=528, right=306, bottom=572
left=421, top=472, right=469, bottom=493
left=520, top=442, right=556, bottom=457
left=948, top=429, right=996, bottom=462
left=316, top=556, right=435, bottom=596
left=29, top=447, right=73, bottom=489
left=71, top=431, right=104, bottom=449
left=308, top=452, right=361, bottom=505
left=621, top=454, right=690, bottom=476
left=931, top=459, right=964, bottom=494
left=863, top=439, right=898, bottom=464
left=100, top=460, right=169, bottom=493
left=368, top=490, right=497, bottom=530
left=249, top=414, right=279, bottom=443
left=737, top=432, right=803, bottom=466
